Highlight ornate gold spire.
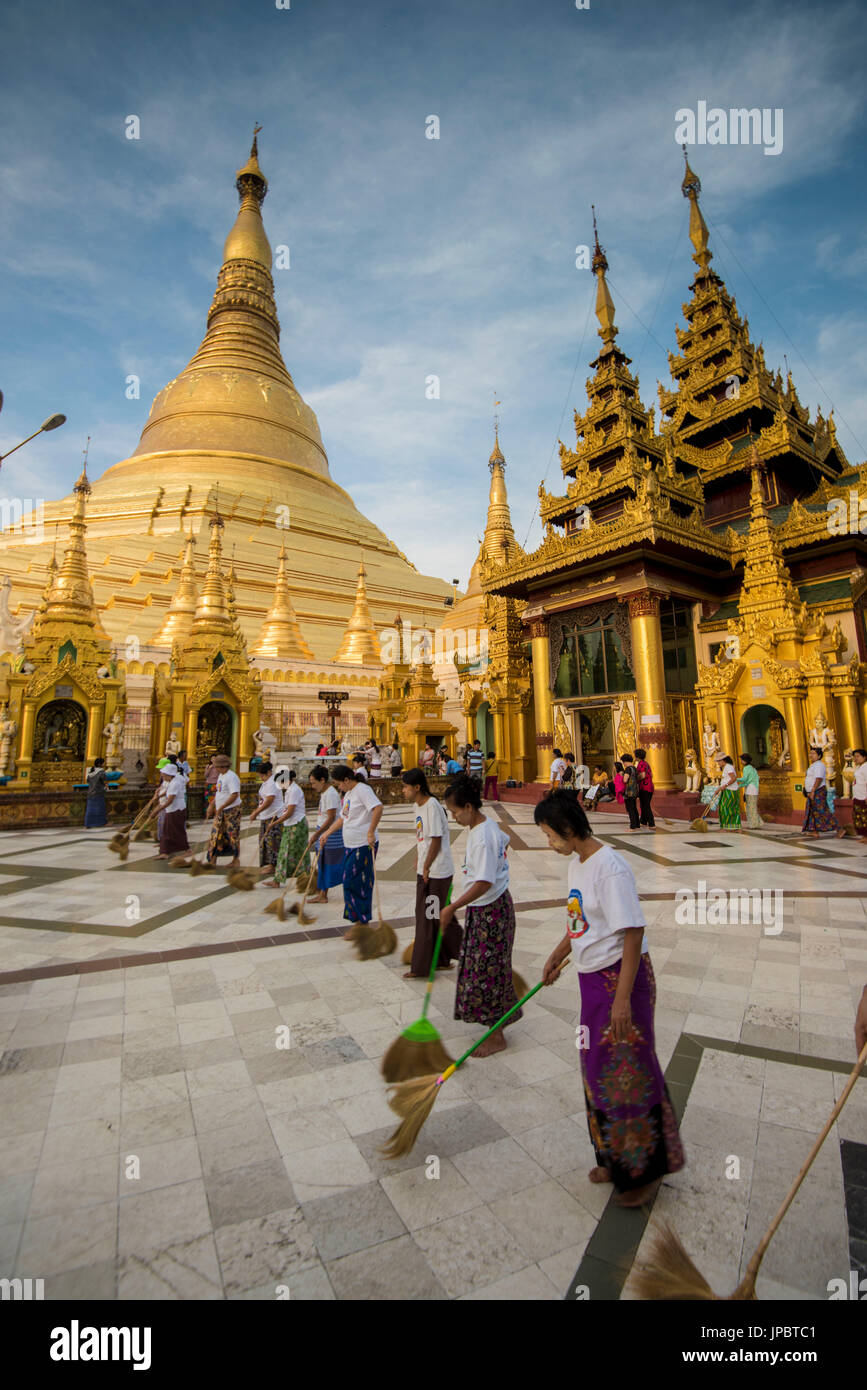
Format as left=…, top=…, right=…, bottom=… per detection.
left=735, top=430, right=806, bottom=635
left=35, top=467, right=108, bottom=639
left=152, top=531, right=199, bottom=646
left=334, top=559, right=381, bottom=665
left=591, top=206, right=619, bottom=352
left=191, top=510, right=233, bottom=636
left=119, top=133, right=329, bottom=478
left=250, top=540, right=314, bottom=659
left=681, top=146, right=712, bottom=273
left=482, top=428, right=519, bottom=567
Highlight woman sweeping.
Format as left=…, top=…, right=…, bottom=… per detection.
left=265, top=770, right=311, bottom=888
left=851, top=748, right=867, bottom=843
left=401, top=768, right=459, bottom=979
left=737, top=753, right=762, bottom=828
left=717, top=755, right=741, bottom=831
left=802, top=746, right=846, bottom=840
left=84, top=757, right=108, bottom=828
left=249, top=761, right=283, bottom=876
left=536, top=789, right=685, bottom=1207
left=157, top=762, right=189, bottom=859
left=306, top=765, right=345, bottom=903
left=439, top=773, right=519, bottom=1057
left=319, top=764, right=382, bottom=929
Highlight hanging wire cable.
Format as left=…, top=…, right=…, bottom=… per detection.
left=632, top=217, right=685, bottom=383
left=520, top=287, right=594, bottom=553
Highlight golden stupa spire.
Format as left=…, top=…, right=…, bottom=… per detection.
left=737, top=425, right=803, bottom=629
left=591, top=206, right=619, bottom=352
left=191, top=507, right=233, bottom=636
left=681, top=146, right=713, bottom=273
left=482, top=415, right=519, bottom=567
left=334, top=558, right=381, bottom=665
left=152, top=530, right=199, bottom=646
left=36, top=459, right=108, bottom=639
left=250, top=539, right=314, bottom=659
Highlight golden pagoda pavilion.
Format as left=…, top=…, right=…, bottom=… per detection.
left=479, top=156, right=867, bottom=816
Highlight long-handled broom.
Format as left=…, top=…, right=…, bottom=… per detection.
left=264, top=845, right=317, bottom=922
left=381, top=959, right=571, bottom=1158
left=690, top=788, right=722, bottom=833
left=353, top=853, right=397, bottom=960
left=108, top=794, right=159, bottom=860
left=382, top=893, right=454, bottom=1083
left=401, top=938, right=526, bottom=996
left=632, top=1038, right=867, bottom=1300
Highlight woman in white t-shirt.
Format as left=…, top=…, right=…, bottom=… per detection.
left=306, top=764, right=345, bottom=902
left=320, top=765, right=383, bottom=928
left=439, top=773, right=518, bottom=1057
left=851, top=748, right=867, bottom=842
left=401, top=768, right=459, bottom=980
left=249, top=761, right=283, bottom=873
left=536, top=789, right=684, bottom=1208
left=549, top=749, right=567, bottom=789
left=802, top=746, right=846, bottom=839
left=263, top=770, right=312, bottom=888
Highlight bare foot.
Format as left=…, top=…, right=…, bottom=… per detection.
left=403, top=971, right=426, bottom=980
left=307, top=893, right=327, bottom=903
left=614, top=1177, right=662, bottom=1208
left=474, top=1031, right=507, bottom=1058
left=588, top=1166, right=612, bottom=1184
left=835, top=828, right=846, bottom=839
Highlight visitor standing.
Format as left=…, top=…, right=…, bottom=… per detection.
left=549, top=748, right=566, bottom=789
left=250, top=761, right=282, bottom=872
left=440, top=773, right=519, bottom=1057
left=634, top=748, right=656, bottom=828
left=402, top=768, right=459, bottom=979
left=369, top=741, right=383, bottom=779
left=483, top=751, right=499, bottom=802
left=306, top=764, right=344, bottom=903
left=620, top=754, right=641, bottom=830
left=178, top=749, right=192, bottom=781
left=737, top=753, right=762, bottom=828
left=352, top=753, right=369, bottom=780
left=389, top=740, right=403, bottom=777
left=157, top=762, right=189, bottom=858
left=419, top=742, right=436, bottom=773
left=203, top=756, right=219, bottom=814
left=851, top=748, right=867, bottom=843
left=802, top=746, right=846, bottom=839
left=320, top=765, right=383, bottom=929
left=535, top=789, right=685, bottom=1207
left=717, top=756, right=741, bottom=831
left=466, top=739, right=484, bottom=785
left=205, top=754, right=243, bottom=867
left=84, top=757, right=108, bottom=829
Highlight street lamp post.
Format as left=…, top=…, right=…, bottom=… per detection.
left=0, top=408, right=67, bottom=469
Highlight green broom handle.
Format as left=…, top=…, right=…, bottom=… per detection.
left=438, top=957, right=572, bottom=1083
left=420, top=881, right=453, bottom=1021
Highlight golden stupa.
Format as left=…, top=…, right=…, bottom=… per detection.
left=0, top=133, right=453, bottom=661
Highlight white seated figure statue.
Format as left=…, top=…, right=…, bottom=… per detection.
left=165, top=731, right=181, bottom=758
left=702, top=720, right=722, bottom=782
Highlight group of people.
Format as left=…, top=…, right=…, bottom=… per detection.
left=549, top=748, right=655, bottom=830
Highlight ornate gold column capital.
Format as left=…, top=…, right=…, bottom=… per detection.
left=526, top=617, right=549, bottom=641
left=625, top=590, right=661, bottom=620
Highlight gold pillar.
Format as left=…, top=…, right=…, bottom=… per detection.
left=184, top=707, right=198, bottom=760
left=836, top=691, right=863, bottom=752
left=17, top=699, right=37, bottom=780
left=626, top=593, right=674, bottom=789
left=784, top=694, right=807, bottom=777
left=715, top=699, right=737, bottom=761
left=492, top=705, right=506, bottom=773
left=238, top=707, right=250, bottom=766
left=860, top=693, right=867, bottom=750
left=85, top=704, right=102, bottom=762
left=529, top=618, right=554, bottom=781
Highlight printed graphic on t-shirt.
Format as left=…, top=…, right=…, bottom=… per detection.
left=566, top=889, right=590, bottom=939
left=415, top=815, right=424, bottom=842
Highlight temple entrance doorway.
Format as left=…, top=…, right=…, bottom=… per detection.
left=574, top=704, right=615, bottom=771
left=740, top=703, right=787, bottom=770
left=197, top=701, right=235, bottom=760
left=34, top=698, right=87, bottom=762
left=475, top=702, right=494, bottom=755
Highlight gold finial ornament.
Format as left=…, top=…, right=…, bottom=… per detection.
left=334, top=559, right=381, bottom=665
left=152, top=530, right=199, bottom=646
left=250, top=540, right=314, bottom=659
left=590, top=205, right=619, bottom=350
left=681, top=146, right=712, bottom=272
left=190, top=508, right=232, bottom=635
left=37, top=462, right=108, bottom=639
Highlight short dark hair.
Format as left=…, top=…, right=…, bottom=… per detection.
left=853, top=747, right=867, bottom=758
left=614, top=760, right=623, bottom=773
left=473, top=739, right=481, bottom=747
left=332, top=764, right=355, bottom=781
left=622, top=753, right=634, bottom=763
left=94, top=757, right=105, bottom=767
left=310, top=764, right=330, bottom=783
left=740, top=753, right=753, bottom=765
left=259, top=761, right=273, bottom=774
left=552, top=747, right=562, bottom=758
left=809, top=746, right=823, bottom=758
left=289, top=769, right=297, bottom=780
left=402, top=768, right=431, bottom=796
left=722, top=755, right=733, bottom=765
left=634, top=748, right=646, bottom=760
left=564, top=752, right=575, bottom=762
left=534, top=789, right=591, bottom=840
left=179, top=748, right=187, bottom=758
left=443, top=772, right=482, bottom=810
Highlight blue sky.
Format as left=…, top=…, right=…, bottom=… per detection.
left=1, top=0, right=865, bottom=585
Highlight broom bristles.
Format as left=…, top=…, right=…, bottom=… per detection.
left=354, top=921, right=397, bottom=960
left=380, top=1075, right=441, bottom=1159
left=288, top=903, right=315, bottom=924
left=117, top=842, right=129, bottom=861
left=630, top=1223, right=721, bottom=1301
left=227, top=867, right=257, bottom=891
left=512, top=970, right=528, bottom=1000
left=690, top=817, right=709, bottom=831
left=402, top=941, right=414, bottom=966
left=264, top=895, right=285, bottom=917
left=381, top=1037, right=454, bottom=1084
left=168, top=854, right=191, bottom=867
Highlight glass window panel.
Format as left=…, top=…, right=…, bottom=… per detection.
left=603, top=627, right=635, bottom=692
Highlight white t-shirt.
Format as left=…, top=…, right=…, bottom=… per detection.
left=282, top=781, right=307, bottom=826
left=354, top=764, right=369, bottom=780
left=215, top=769, right=241, bottom=811
left=574, top=763, right=590, bottom=789
left=852, top=763, right=867, bottom=800
left=719, top=763, right=738, bottom=789
left=317, top=784, right=341, bottom=827
left=550, top=757, right=567, bottom=782
left=160, top=773, right=186, bottom=813
left=566, top=844, right=648, bottom=973
left=342, top=781, right=382, bottom=849
left=257, top=776, right=281, bottom=816
left=415, top=797, right=454, bottom=878
left=804, top=761, right=826, bottom=793
left=461, top=816, right=510, bottom=908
